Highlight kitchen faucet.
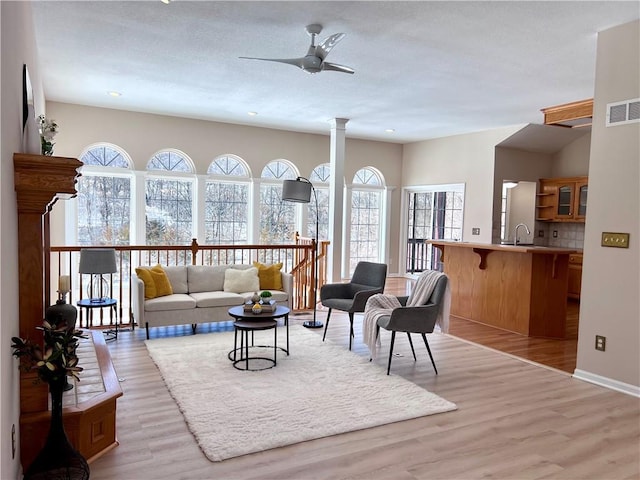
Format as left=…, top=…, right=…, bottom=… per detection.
left=514, top=223, right=531, bottom=246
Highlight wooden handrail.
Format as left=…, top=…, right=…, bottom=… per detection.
left=50, top=237, right=329, bottom=329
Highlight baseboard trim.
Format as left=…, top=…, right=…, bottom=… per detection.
left=573, top=369, right=640, bottom=397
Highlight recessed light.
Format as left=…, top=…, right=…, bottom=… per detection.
left=248, top=111, right=258, bottom=116
left=107, top=91, right=122, bottom=97
left=160, top=0, right=171, bottom=4
left=385, top=129, right=395, bottom=133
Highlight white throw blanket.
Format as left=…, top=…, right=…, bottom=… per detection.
left=363, top=270, right=451, bottom=359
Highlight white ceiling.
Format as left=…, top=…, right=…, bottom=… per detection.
left=31, top=1, right=639, bottom=144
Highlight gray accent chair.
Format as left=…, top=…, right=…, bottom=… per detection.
left=376, top=274, right=448, bottom=375
left=320, top=261, right=387, bottom=350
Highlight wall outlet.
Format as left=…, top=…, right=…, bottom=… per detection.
left=472, top=227, right=480, bottom=235
left=595, top=335, right=606, bottom=351
left=553, top=230, right=558, bottom=238
left=538, top=230, right=544, bottom=238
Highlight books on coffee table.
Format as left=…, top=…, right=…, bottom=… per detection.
left=243, top=300, right=276, bottom=313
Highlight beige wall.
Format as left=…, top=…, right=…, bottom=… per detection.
left=402, top=126, right=522, bottom=244
left=47, top=102, right=404, bottom=275
left=0, top=2, right=45, bottom=477
left=493, top=147, right=554, bottom=242
left=551, top=134, right=591, bottom=177
left=576, top=20, right=640, bottom=389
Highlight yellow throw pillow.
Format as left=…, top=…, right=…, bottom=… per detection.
left=150, top=264, right=173, bottom=297
left=135, top=267, right=157, bottom=299
left=135, top=265, right=173, bottom=299
left=253, top=262, right=283, bottom=291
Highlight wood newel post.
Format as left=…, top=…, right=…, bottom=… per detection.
left=191, top=238, right=199, bottom=265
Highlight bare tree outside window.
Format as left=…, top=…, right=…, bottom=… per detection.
left=145, top=150, right=194, bottom=245
left=205, top=155, right=250, bottom=245
left=77, top=145, right=131, bottom=245
left=260, top=160, right=297, bottom=244
left=309, top=164, right=330, bottom=241
left=350, top=167, right=384, bottom=273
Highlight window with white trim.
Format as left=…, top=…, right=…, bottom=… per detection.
left=77, top=144, right=132, bottom=245
left=145, top=150, right=195, bottom=245
left=349, top=167, right=384, bottom=273
left=404, top=184, right=464, bottom=273
left=260, top=160, right=297, bottom=244
left=308, top=164, right=330, bottom=241
left=205, top=155, right=250, bottom=244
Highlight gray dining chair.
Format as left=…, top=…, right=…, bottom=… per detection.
left=320, top=261, right=387, bottom=350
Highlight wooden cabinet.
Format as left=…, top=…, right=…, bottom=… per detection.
left=568, top=253, right=583, bottom=299
left=536, top=176, right=588, bottom=222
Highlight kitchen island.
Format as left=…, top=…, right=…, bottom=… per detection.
left=429, top=240, right=578, bottom=338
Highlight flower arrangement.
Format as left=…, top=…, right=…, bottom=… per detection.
left=37, top=115, right=59, bottom=156
left=11, top=320, right=85, bottom=386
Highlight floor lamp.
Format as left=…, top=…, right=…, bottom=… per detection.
left=282, top=177, right=323, bottom=328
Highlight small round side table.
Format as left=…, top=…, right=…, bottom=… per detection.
left=76, top=298, right=119, bottom=341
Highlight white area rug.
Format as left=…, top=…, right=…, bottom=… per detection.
left=145, top=325, right=457, bottom=462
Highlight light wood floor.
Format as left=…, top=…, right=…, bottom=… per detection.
left=383, top=277, right=579, bottom=374
left=87, top=294, right=639, bottom=480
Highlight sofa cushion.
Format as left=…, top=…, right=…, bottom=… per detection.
left=253, top=261, right=283, bottom=291
left=223, top=267, right=259, bottom=293
left=163, top=266, right=188, bottom=294
left=144, top=293, right=196, bottom=312
left=188, top=265, right=227, bottom=293
left=190, top=291, right=245, bottom=308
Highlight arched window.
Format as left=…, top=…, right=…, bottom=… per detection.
left=350, top=167, right=384, bottom=272
left=205, top=155, right=250, bottom=244
left=308, top=164, right=331, bottom=241
left=145, top=149, right=195, bottom=245
left=260, top=160, right=298, bottom=244
left=77, top=144, right=133, bottom=245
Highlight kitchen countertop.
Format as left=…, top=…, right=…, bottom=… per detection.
left=428, top=240, right=580, bottom=255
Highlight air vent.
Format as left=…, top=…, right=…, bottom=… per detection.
left=606, top=98, right=640, bottom=126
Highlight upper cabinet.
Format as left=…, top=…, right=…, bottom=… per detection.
left=536, top=176, right=588, bottom=222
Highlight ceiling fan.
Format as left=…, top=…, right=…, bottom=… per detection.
left=239, top=24, right=354, bottom=75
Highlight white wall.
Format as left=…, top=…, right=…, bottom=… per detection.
left=576, top=20, right=640, bottom=391
left=402, top=126, right=522, bottom=244
left=1, top=3, right=46, bottom=478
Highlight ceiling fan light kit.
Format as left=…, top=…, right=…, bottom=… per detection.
left=240, top=24, right=354, bottom=75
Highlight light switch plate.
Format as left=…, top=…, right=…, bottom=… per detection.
left=602, top=232, right=630, bottom=248
left=472, top=227, right=480, bottom=235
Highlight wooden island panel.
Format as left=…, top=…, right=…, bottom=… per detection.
left=430, top=241, right=576, bottom=338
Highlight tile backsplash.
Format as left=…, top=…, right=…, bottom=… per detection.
left=536, top=222, right=585, bottom=250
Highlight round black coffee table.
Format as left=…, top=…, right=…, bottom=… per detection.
left=232, top=319, right=278, bottom=371
left=228, top=305, right=290, bottom=356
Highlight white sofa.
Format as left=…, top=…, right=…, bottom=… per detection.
left=131, top=264, right=292, bottom=339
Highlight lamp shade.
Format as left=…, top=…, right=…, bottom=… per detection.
left=78, top=248, right=117, bottom=274
left=282, top=178, right=312, bottom=203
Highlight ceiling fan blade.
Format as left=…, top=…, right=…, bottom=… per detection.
left=239, top=57, right=305, bottom=69
left=316, top=33, right=345, bottom=60
left=321, top=62, right=355, bottom=74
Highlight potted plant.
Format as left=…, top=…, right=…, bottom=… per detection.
left=11, top=320, right=89, bottom=479
left=259, top=290, right=273, bottom=304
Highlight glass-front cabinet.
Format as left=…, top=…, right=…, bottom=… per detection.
left=536, top=176, right=588, bottom=222
left=575, top=180, right=588, bottom=220
left=556, top=183, right=574, bottom=218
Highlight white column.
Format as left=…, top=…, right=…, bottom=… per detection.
left=328, top=118, right=348, bottom=281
